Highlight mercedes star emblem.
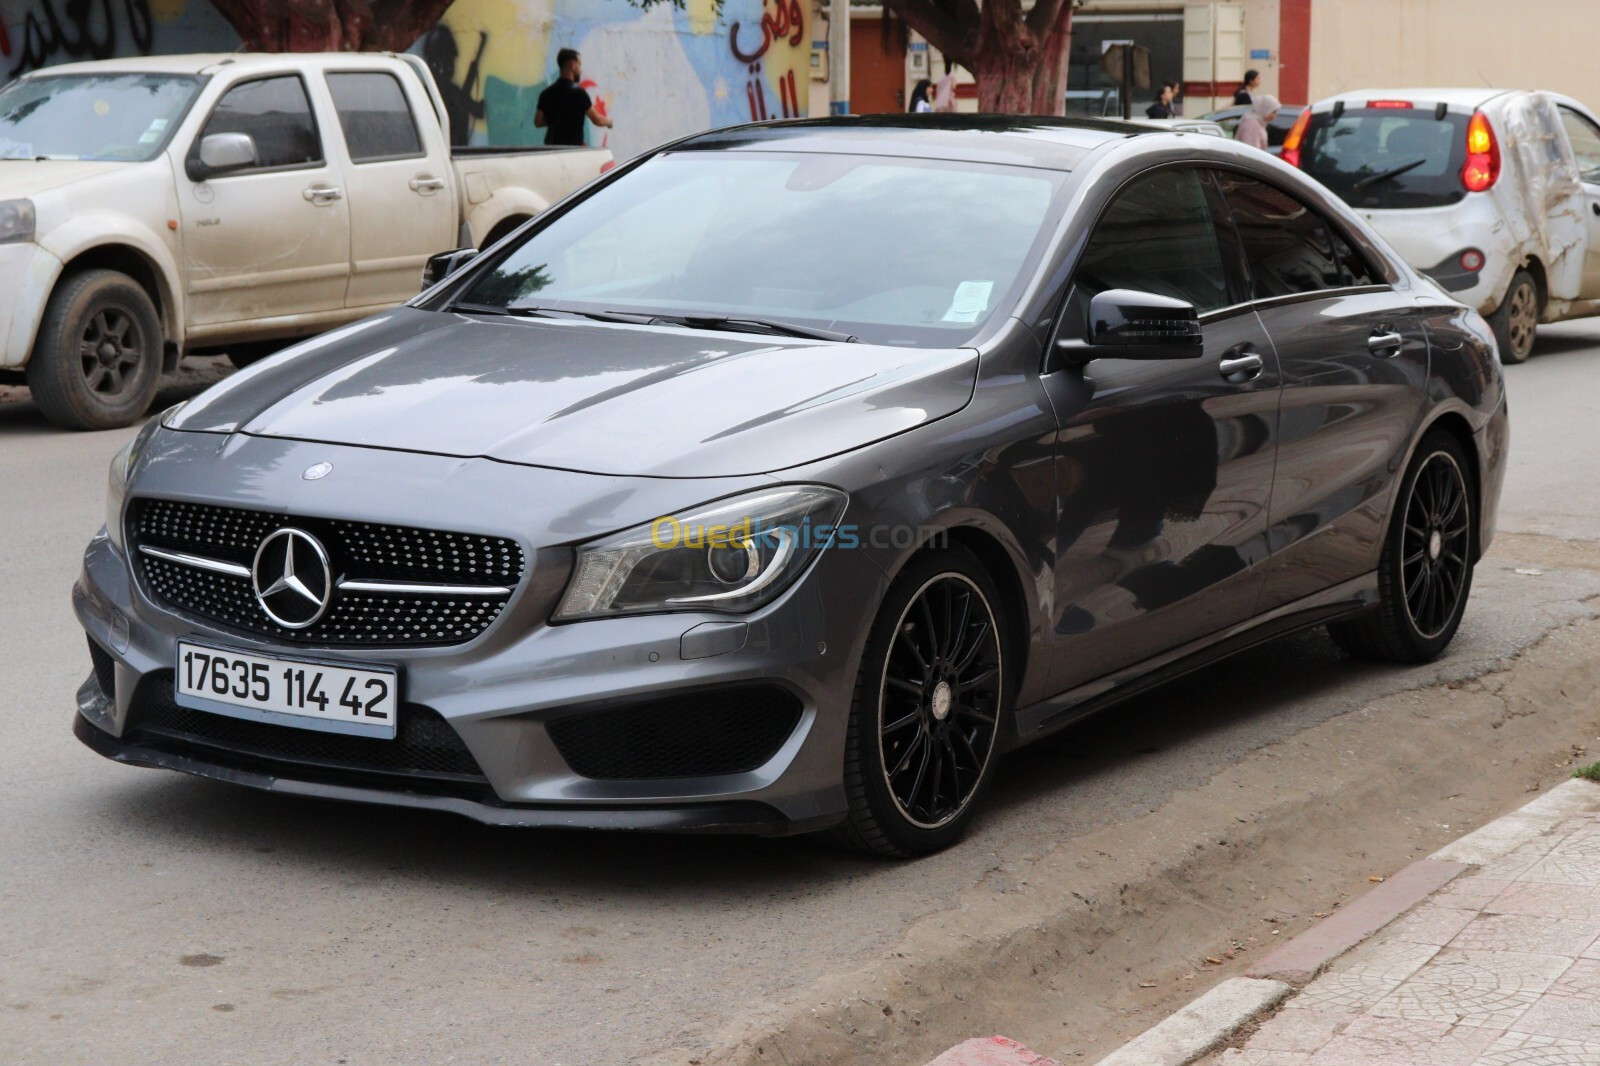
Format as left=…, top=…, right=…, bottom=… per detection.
left=302, top=461, right=333, bottom=481
left=252, top=528, right=333, bottom=629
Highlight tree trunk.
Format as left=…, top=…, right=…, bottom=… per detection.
left=208, top=0, right=457, bottom=52
left=886, top=0, right=1074, bottom=116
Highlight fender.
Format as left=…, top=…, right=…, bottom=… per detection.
left=31, top=215, right=187, bottom=358
left=462, top=188, right=549, bottom=249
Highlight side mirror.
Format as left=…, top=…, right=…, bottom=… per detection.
left=421, top=247, right=479, bottom=291
left=1057, top=288, right=1205, bottom=363
left=187, top=132, right=257, bottom=181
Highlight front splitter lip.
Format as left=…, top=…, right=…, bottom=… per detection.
left=73, top=710, right=824, bottom=836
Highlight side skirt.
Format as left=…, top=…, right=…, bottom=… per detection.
left=1013, top=572, right=1379, bottom=745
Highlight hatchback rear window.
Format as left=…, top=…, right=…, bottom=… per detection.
left=1299, top=107, right=1469, bottom=209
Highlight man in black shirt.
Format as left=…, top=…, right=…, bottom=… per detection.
left=535, top=48, right=613, bottom=146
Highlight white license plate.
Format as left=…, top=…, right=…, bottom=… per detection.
left=175, top=641, right=399, bottom=739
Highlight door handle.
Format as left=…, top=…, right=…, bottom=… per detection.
left=1368, top=329, right=1403, bottom=357
left=1591, top=201, right=1599, bottom=217
left=409, top=175, right=447, bottom=193
left=302, top=184, right=343, bottom=204
left=1219, top=348, right=1264, bottom=382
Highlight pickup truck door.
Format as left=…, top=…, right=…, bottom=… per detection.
left=1557, top=105, right=1600, bottom=299
left=321, top=69, right=458, bottom=309
left=177, top=73, right=351, bottom=325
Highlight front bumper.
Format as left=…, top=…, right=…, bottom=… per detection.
left=75, top=434, right=888, bottom=833
left=0, top=240, right=62, bottom=368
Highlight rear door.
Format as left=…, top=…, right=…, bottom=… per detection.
left=1557, top=104, right=1600, bottom=299
left=1041, top=167, right=1281, bottom=693
left=178, top=73, right=351, bottom=325
left=323, top=68, right=458, bottom=309
left=1209, top=170, right=1431, bottom=612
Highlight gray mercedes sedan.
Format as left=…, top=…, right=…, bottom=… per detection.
left=73, top=117, right=1507, bottom=856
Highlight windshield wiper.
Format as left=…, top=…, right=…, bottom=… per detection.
left=1352, top=157, right=1428, bottom=190
left=652, top=314, right=858, bottom=343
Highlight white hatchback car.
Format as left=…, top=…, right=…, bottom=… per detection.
left=1284, top=88, right=1600, bottom=362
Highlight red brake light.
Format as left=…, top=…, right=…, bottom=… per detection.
left=1367, top=100, right=1414, bottom=109
left=1281, top=108, right=1312, bottom=168
left=1461, top=111, right=1500, bottom=192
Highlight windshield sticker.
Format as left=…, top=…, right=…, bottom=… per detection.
left=942, top=280, right=994, bottom=324
left=93, top=100, right=111, bottom=117
left=149, top=119, right=169, bottom=131
left=0, top=139, right=34, bottom=160
left=139, top=130, right=161, bottom=144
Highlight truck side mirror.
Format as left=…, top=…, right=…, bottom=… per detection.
left=422, top=248, right=479, bottom=291
left=187, top=132, right=257, bottom=182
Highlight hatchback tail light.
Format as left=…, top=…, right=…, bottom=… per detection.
left=1281, top=108, right=1312, bottom=168
left=1461, top=111, right=1500, bottom=192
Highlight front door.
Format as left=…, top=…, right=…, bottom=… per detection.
left=178, top=74, right=351, bottom=327
left=1208, top=170, right=1431, bottom=612
left=323, top=70, right=458, bottom=309
left=1041, top=167, right=1280, bottom=694
left=1558, top=105, right=1600, bottom=299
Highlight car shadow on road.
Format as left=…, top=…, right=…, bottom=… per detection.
left=0, top=358, right=232, bottom=435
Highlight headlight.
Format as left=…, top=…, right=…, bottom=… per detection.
left=105, top=404, right=183, bottom=550
left=0, top=199, right=34, bottom=244
left=553, top=486, right=847, bottom=620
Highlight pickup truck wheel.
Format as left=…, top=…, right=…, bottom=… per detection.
left=26, top=269, right=163, bottom=431
left=1490, top=270, right=1538, bottom=365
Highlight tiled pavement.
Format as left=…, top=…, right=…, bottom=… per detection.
left=1217, top=810, right=1600, bottom=1065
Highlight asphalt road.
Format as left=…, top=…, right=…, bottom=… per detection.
left=4, top=329, right=1600, bottom=1065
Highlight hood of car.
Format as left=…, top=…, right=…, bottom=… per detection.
left=169, top=308, right=979, bottom=478
left=0, top=160, right=130, bottom=198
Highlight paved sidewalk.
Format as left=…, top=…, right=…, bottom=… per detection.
left=1214, top=783, right=1600, bottom=1065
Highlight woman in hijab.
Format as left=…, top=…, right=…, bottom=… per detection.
left=1234, top=93, right=1280, bottom=151
left=909, top=78, right=934, bottom=113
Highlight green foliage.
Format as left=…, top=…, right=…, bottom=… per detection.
left=1573, top=761, right=1600, bottom=783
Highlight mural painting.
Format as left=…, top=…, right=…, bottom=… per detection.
left=1, top=0, right=808, bottom=159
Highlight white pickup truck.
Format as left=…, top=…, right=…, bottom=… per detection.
left=0, top=52, right=610, bottom=429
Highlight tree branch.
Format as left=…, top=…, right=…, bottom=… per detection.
left=1024, top=0, right=1063, bottom=40
left=884, top=0, right=975, bottom=66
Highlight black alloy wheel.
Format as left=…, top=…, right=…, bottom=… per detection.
left=26, top=268, right=163, bottom=430
left=1329, top=431, right=1475, bottom=663
left=826, top=548, right=1009, bottom=857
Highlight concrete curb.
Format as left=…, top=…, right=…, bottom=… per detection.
left=1057, top=778, right=1600, bottom=1066
left=1090, top=978, right=1291, bottom=1066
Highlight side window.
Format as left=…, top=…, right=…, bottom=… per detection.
left=200, top=76, right=322, bottom=172
left=1329, top=228, right=1380, bottom=287
left=1215, top=172, right=1344, bottom=298
left=1560, top=107, right=1600, bottom=184
left=1072, top=168, right=1230, bottom=313
left=326, top=72, right=423, bottom=163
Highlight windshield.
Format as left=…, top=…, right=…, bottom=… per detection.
left=0, top=74, right=200, bottom=162
left=458, top=151, right=1065, bottom=346
left=1299, top=107, right=1469, bottom=209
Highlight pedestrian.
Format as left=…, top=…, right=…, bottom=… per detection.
left=909, top=78, right=934, bottom=113
left=1145, top=83, right=1175, bottom=120
left=933, top=62, right=958, bottom=112
left=1233, top=69, right=1261, bottom=106
left=535, top=48, right=613, bottom=147
left=1166, top=80, right=1184, bottom=117
left=1234, top=93, right=1280, bottom=151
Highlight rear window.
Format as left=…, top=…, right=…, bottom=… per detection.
left=1299, top=107, right=1469, bottom=209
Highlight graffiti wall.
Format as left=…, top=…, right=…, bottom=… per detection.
left=0, top=0, right=235, bottom=79
left=425, top=0, right=808, bottom=159
left=0, top=0, right=808, bottom=160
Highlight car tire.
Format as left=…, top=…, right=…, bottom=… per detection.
left=1490, top=269, right=1538, bottom=365
left=822, top=548, right=1011, bottom=858
left=1328, top=430, right=1475, bottom=663
left=26, top=269, right=163, bottom=431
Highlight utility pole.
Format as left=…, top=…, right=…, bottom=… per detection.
left=828, top=0, right=850, bottom=114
